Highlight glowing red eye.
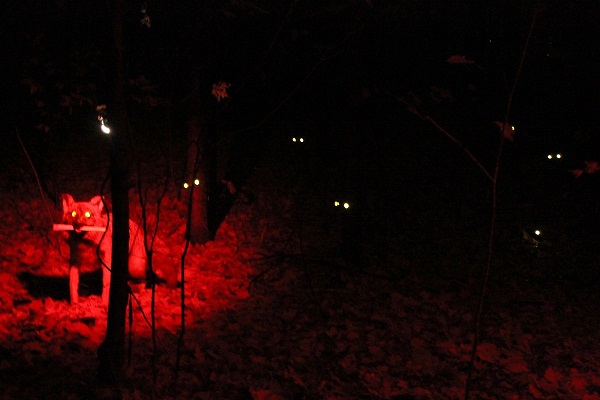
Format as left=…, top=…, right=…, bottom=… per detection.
left=71, top=211, right=77, bottom=218
left=84, top=211, right=91, bottom=218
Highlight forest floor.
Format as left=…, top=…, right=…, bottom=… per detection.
left=1, top=131, right=600, bottom=400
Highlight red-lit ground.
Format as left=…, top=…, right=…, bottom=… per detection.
left=1, top=145, right=600, bottom=399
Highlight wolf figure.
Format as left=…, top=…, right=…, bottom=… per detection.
left=61, top=194, right=175, bottom=306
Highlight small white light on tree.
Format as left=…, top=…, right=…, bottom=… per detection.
left=334, top=201, right=340, bottom=207
left=343, top=202, right=350, bottom=209
left=556, top=154, right=562, bottom=159
left=194, top=179, right=200, bottom=185
left=183, top=182, right=189, bottom=189
left=535, top=230, right=541, bottom=236
left=99, top=117, right=111, bottom=134
left=292, top=137, right=297, bottom=142
left=299, top=138, right=304, bottom=143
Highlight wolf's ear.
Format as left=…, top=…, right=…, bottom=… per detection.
left=62, top=194, right=75, bottom=213
left=89, top=196, right=104, bottom=212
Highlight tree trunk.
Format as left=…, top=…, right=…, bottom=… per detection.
left=97, top=0, right=130, bottom=385
left=184, top=84, right=211, bottom=244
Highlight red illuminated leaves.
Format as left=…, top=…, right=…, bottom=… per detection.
left=583, top=161, right=597, bottom=175
left=477, top=342, right=501, bottom=363
left=494, top=120, right=516, bottom=141
left=21, top=78, right=41, bottom=95
left=571, top=161, right=600, bottom=177
left=544, top=367, right=563, bottom=389
left=528, top=367, right=600, bottom=399
left=4, top=143, right=600, bottom=399
left=503, top=352, right=528, bottom=373
left=447, top=55, right=475, bottom=64
left=212, top=81, right=232, bottom=102
left=249, top=389, right=285, bottom=400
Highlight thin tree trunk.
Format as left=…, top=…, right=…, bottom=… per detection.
left=185, top=84, right=211, bottom=244
left=97, top=0, right=130, bottom=385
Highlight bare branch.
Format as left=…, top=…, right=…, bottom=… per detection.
left=392, top=95, right=494, bottom=183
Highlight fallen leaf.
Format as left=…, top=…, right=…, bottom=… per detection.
left=529, top=383, right=546, bottom=399
left=477, top=342, right=500, bottom=363
left=544, top=367, right=563, bottom=389
left=569, top=368, right=588, bottom=393
left=584, top=161, right=600, bottom=174
left=447, top=55, right=475, bottom=64
left=583, top=394, right=600, bottom=400
left=250, top=389, right=285, bottom=400
left=212, top=82, right=231, bottom=102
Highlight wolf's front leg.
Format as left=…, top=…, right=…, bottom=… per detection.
left=69, top=265, right=79, bottom=304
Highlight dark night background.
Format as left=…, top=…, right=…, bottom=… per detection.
left=1, top=1, right=600, bottom=399
left=2, top=1, right=599, bottom=186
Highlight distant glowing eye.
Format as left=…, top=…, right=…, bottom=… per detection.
left=534, top=230, right=541, bottom=236
left=299, top=138, right=304, bottom=143
left=343, top=202, right=350, bottom=209
left=194, top=179, right=200, bottom=186
left=183, top=182, right=189, bottom=189
left=71, top=211, right=77, bottom=218
left=556, top=154, right=562, bottom=159
left=334, top=201, right=340, bottom=207
left=292, top=137, right=297, bottom=142
left=547, top=154, right=552, bottom=159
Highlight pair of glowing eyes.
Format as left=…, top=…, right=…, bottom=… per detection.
left=292, top=137, right=304, bottom=143
left=547, top=153, right=562, bottom=159
left=71, top=211, right=92, bottom=218
left=182, top=179, right=200, bottom=189
left=334, top=201, right=350, bottom=209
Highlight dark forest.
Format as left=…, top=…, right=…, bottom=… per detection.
left=1, top=1, right=599, bottom=399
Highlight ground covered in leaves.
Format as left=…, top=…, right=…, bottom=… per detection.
left=1, top=131, right=600, bottom=400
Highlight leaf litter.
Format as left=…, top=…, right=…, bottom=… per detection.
left=0, top=146, right=600, bottom=399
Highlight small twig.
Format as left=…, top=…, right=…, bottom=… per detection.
left=128, top=289, right=154, bottom=328
left=393, top=96, right=494, bottom=183
left=226, top=50, right=330, bottom=137
left=16, top=128, right=55, bottom=227
left=464, top=9, right=538, bottom=400
left=388, top=9, right=538, bottom=398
